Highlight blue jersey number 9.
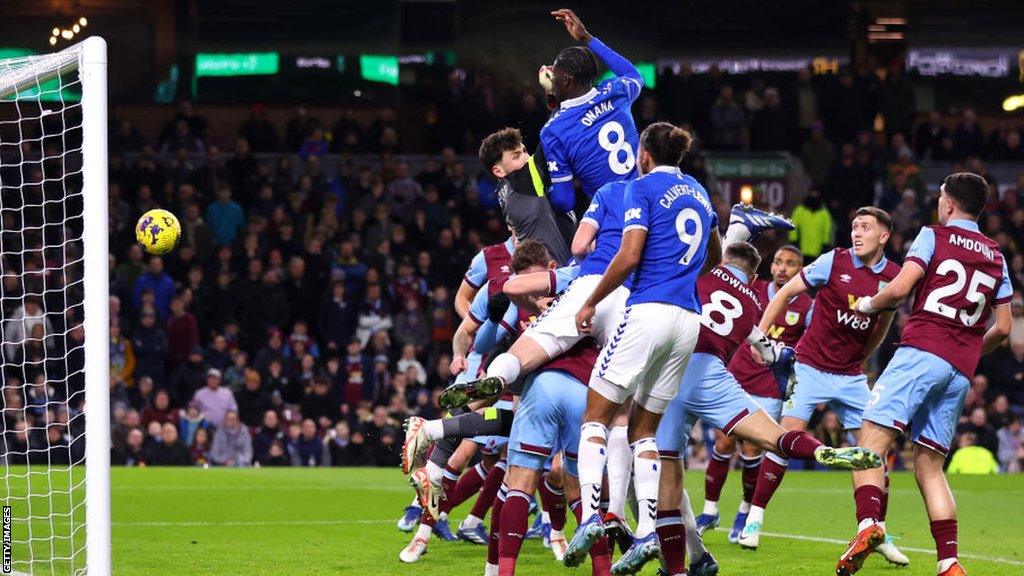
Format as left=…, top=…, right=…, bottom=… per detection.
left=675, top=208, right=703, bottom=266
left=598, top=121, right=635, bottom=175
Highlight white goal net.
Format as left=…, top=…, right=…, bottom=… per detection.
left=0, top=38, right=109, bottom=575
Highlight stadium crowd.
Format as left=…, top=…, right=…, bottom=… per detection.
left=7, top=63, right=1022, bottom=473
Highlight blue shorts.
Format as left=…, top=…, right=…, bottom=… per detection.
left=862, top=346, right=969, bottom=455
left=783, top=361, right=868, bottom=430
left=472, top=398, right=514, bottom=454
left=508, top=370, right=587, bottom=477
left=657, top=353, right=762, bottom=459
left=751, top=395, right=783, bottom=421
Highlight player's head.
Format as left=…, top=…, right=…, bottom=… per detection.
left=479, top=128, right=529, bottom=179
left=771, top=245, right=803, bottom=287
left=938, top=172, right=988, bottom=224
left=511, top=239, right=556, bottom=274
left=850, top=207, right=892, bottom=259
left=637, top=122, right=692, bottom=174
left=723, top=242, right=762, bottom=281
left=551, top=46, right=598, bottom=101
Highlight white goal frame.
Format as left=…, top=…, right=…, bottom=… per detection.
left=0, top=37, right=110, bottom=575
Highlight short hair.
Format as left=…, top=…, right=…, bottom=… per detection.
left=511, top=239, right=551, bottom=272
left=724, top=242, right=762, bottom=275
left=479, top=128, right=523, bottom=172
left=853, top=206, right=893, bottom=231
left=941, top=172, right=988, bottom=216
left=775, top=244, right=803, bottom=260
left=640, top=122, right=692, bottom=166
left=553, top=46, right=598, bottom=87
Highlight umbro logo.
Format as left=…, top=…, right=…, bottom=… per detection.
left=624, top=208, right=642, bottom=221
left=839, top=274, right=852, bottom=283
left=548, top=161, right=559, bottom=172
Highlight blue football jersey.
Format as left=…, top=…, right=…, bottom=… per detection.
left=579, top=180, right=627, bottom=277
left=623, top=167, right=717, bottom=313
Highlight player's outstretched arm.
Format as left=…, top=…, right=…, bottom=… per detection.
left=551, top=8, right=642, bottom=87
left=451, top=315, right=481, bottom=373
left=861, top=310, right=895, bottom=365
left=855, top=261, right=925, bottom=314
left=454, top=279, right=479, bottom=319
left=576, top=228, right=645, bottom=333
left=571, top=220, right=598, bottom=260
left=981, top=304, right=1012, bottom=355
left=758, top=273, right=808, bottom=335
left=504, top=269, right=558, bottom=301
left=700, top=229, right=723, bottom=275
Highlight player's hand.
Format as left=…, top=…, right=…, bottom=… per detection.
left=576, top=303, right=596, bottom=334
left=750, top=344, right=767, bottom=366
left=853, top=296, right=877, bottom=314
left=450, top=355, right=468, bottom=375
left=552, top=9, right=592, bottom=43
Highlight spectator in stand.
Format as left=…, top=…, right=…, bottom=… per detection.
left=953, top=108, right=986, bottom=160
left=109, top=322, right=135, bottom=389
left=146, top=422, right=192, bottom=466
left=799, top=121, right=835, bottom=189
left=169, top=346, right=206, bottom=405
left=238, top=104, right=279, bottom=153
left=300, top=126, right=330, bottom=160
left=236, top=369, right=272, bottom=428
left=709, top=84, right=745, bottom=150
left=890, top=189, right=923, bottom=237
left=913, top=110, right=949, bottom=160
left=387, top=162, right=423, bottom=217
left=253, top=410, right=285, bottom=465
left=958, top=406, right=1000, bottom=456
left=132, top=308, right=168, bottom=389
left=396, top=344, right=427, bottom=386
left=301, top=375, right=338, bottom=430
left=320, top=281, right=355, bottom=353
left=947, top=432, right=999, bottom=474
left=788, top=188, right=833, bottom=261
left=112, top=428, right=146, bottom=466
left=191, top=368, right=237, bottom=428
left=165, top=296, right=200, bottom=371
left=227, top=137, right=260, bottom=204
left=141, top=390, right=178, bottom=429
left=997, top=418, right=1024, bottom=472
left=750, top=86, right=790, bottom=151
left=190, top=427, right=211, bottom=465
left=133, top=257, right=175, bottom=318
left=205, top=184, right=245, bottom=247
left=209, top=410, right=253, bottom=467
left=289, top=418, right=325, bottom=466
left=878, top=63, right=915, bottom=138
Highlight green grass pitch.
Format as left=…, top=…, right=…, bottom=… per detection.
left=5, top=466, right=1023, bottom=574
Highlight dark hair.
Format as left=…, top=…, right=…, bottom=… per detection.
left=724, top=242, right=762, bottom=276
left=553, top=46, right=598, bottom=87
left=941, top=172, right=988, bottom=217
left=854, top=206, right=893, bottom=231
left=479, top=128, right=524, bottom=172
left=640, top=122, right=692, bottom=166
left=511, top=239, right=551, bottom=272
left=775, top=244, right=803, bottom=260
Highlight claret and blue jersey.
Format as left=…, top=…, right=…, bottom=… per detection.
left=540, top=37, right=643, bottom=213
left=622, top=166, right=717, bottom=313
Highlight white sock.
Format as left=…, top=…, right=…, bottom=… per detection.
left=485, top=562, right=499, bottom=576
left=747, top=505, right=765, bottom=525
left=723, top=222, right=752, bottom=250
left=486, top=352, right=521, bottom=384
left=550, top=528, right=564, bottom=541
left=681, top=489, right=708, bottom=558
left=424, top=419, right=444, bottom=440
left=438, top=511, right=448, bottom=521
left=577, top=422, right=609, bottom=520
left=425, top=460, right=444, bottom=484
left=606, top=425, right=632, bottom=520
left=877, top=520, right=887, bottom=532
left=631, top=437, right=660, bottom=538
left=416, top=522, right=433, bottom=540
left=541, top=511, right=550, bottom=525
left=461, top=514, right=482, bottom=529
left=938, top=558, right=957, bottom=573
left=410, top=495, right=420, bottom=507
left=858, top=518, right=876, bottom=532
left=702, top=500, right=719, bottom=516
left=738, top=500, right=751, bottom=514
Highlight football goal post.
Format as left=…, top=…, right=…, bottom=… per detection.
left=0, top=37, right=110, bottom=575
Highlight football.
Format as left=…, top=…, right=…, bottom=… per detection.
left=135, top=208, right=181, bottom=255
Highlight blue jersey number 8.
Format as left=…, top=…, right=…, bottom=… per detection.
left=598, top=121, right=635, bottom=175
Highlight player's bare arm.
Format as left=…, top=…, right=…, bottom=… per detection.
left=981, top=304, right=1012, bottom=355
left=575, top=228, right=645, bottom=333
left=552, top=8, right=593, bottom=43
left=450, top=316, right=482, bottom=374
left=701, top=229, right=723, bottom=274
left=454, top=279, right=479, bottom=319
left=571, top=220, right=599, bottom=260
left=503, top=269, right=557, bottom=310
left=854, top=261, right=926, bottom=314
left=861, top=310, right=895, bottom=364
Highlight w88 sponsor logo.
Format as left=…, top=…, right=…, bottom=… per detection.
left=835, top=309, right=872, bottom=331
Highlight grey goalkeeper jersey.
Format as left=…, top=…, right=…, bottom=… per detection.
left=497, top=151, right=574, bottom=265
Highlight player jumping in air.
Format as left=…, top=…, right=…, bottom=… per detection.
left=541, top=9, right=643, bottom=213
left=693, top=245, right=811, bottom=541
left=736, top=207, right=909, bottom=567
left=837, top=173, right=1012, bottom=576
left=562, top=122, right=717, bottom=567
